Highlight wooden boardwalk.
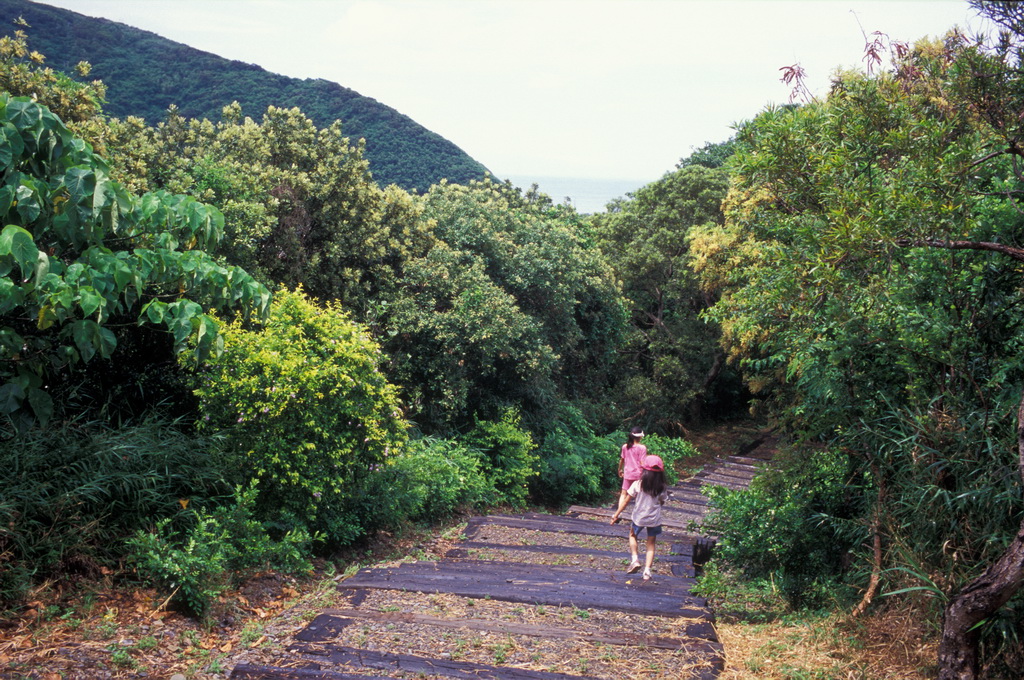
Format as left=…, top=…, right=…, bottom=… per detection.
left=229, top=445, right=772, bottom=680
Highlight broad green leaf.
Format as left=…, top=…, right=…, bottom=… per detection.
left=5, top=99, right=42, bottom=133
left=142, top=300, right=167, bottom=324
left=0, top=225, right=39, bottom=278
left=0, top=279, right=22, bottom=313
left=26, top=386, right=53, bottom=426
left=78, top=288, right=102, bottom=318
left=0, top=381, right=25, bottom=413
left=0, top=185, right=15, bottom=217
left=71, top=319, right=101, bottom=363
left=64, top=167, right=96, bottom=203
left=34, top=251, right=49, bottom=283
left=37, top=305, right=58, bottom=330
left=14, top=184, right=41, bottom=223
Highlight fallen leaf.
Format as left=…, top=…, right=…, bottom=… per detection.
left=220, top=641, right=233, bottom=653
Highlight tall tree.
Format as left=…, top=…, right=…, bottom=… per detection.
left=388, top=178, right=627, bottom=433
left=595, top=163, right=735, bottom=431
left=691, top=23, right=1024, bottom=679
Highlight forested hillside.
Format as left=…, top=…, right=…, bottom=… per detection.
left=0, top=0, right=490, bottom=191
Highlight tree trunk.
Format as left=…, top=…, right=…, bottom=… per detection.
left=936, top=393, right=1024, bottom=680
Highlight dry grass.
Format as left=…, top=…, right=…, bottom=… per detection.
left=715, top=605, right=939, bottom=679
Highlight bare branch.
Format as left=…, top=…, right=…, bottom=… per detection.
left=893, top=238, right=1024, bottom=262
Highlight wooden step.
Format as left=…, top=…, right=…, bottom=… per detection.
left=303, top=608, right=721, bottom=647
left=702, top=466, right=756, bottom=480
left=338, top=560, right=712, bottom=620
left=728, top=454, right=771, bottom=466
left=569, top=501, right=704, bottom=528
left=232, top=665, right=391, bottom=679
left=717, top=461, right=760, bottom=474
left=692, top=476, right=750, bottom=490
left=241, top=643, right=597, bottom=679
left=477, top=512, right=702, bottom=541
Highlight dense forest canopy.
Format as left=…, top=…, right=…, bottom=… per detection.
left=0, top=0, right=490, bottom=192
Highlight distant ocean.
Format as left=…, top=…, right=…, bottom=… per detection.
left=503, top=175, right=648, bottom=215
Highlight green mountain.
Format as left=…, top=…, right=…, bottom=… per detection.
left=0, top=0, right=491, bottom=192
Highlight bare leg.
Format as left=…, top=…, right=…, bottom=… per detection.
left=643, top=535, right=657, bottom=579
left=628, top=526, right=640, bottom=566
left=617, top=489, right=630, bottom=513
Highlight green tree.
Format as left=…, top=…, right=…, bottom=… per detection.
left=192, top=287, right=407, bottom=546
left=690, top=26, right=1024, bottom=678
left=105, top=103, right=435, bottom=315
left=0, top=94, right=268, bottom=428
left=388, top=178, right=627, bottom=433
left=0, top=17, right=104, bottom=125
left=595, top=164, right=735, bottom=431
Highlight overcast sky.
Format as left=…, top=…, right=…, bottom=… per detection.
left=35, top=0, right=990, bottom=185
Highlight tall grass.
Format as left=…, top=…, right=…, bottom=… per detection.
left=0, top=417, right=235, bottom=606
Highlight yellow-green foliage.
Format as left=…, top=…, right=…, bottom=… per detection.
left=193, top=288, right=407, bottom=546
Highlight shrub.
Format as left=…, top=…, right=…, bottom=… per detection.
left=362, top=436, right=492, bottom=525
left=700, top=446, right=861, bottom=608
left=192, top=288, right=407, bottom=547
left=127, top=484, right=313, bottom=617
left=643, top=434, right=701, bottom=485
left=532, top=429, right=620, bottom=507
left=464, top=409, right=538, bottom=508
left=0, top=417, right=232, bottom=607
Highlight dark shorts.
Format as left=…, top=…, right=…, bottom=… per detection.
left=630, top=523, right=662, bottom=537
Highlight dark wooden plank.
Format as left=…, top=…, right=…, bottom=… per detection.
left=692, top=477, right=749, bottom=491
left=338, top=571, right=709, bottom=615
left=231, top=664, right=391, bottom=679
left=716, top=461, right=759, bottom=473
left=564, top=505, right=705, bottom=533
left=450, top=540, right=692, bottom=563
left=295, top=613, right=355, bottom=642
left=338, top=561, right=711, bottom=619
left=316, top=608, right=721, bottom=646
left=471, top=512, right=700, bottom=542
left=672, top=562, right=697, bottom=578
left=368, top=559, right=700, bottom=590
left=668, top=482, right=714, bottom=497
left=702, top=466, right=756, bottom=481
left=290, top=643, right=598, bottom=680
left=728, top=455, right=771, bottom=466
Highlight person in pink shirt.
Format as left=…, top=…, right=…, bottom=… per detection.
left=610, top=454, right=669, bottom=581
left=616, top=426, right=647, bottom=511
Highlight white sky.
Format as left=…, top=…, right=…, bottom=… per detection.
left=34, top=0, right=990, bottom=184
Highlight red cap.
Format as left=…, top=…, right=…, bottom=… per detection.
left=642, top=455, right=664, bottom=471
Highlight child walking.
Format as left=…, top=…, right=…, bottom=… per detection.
left=616, top=426, right=647, bottom=512
left=610, top=454, right=669, bottom=581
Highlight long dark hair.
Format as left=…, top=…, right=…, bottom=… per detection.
left=625, top=426, right=644, bottom=449
left=640, top=468, right=667, bottom=497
